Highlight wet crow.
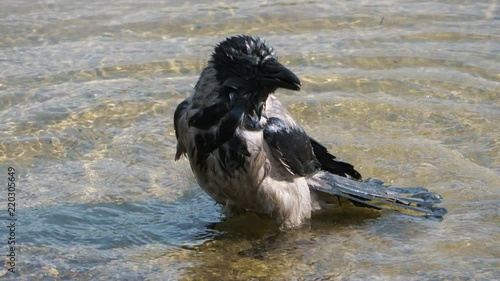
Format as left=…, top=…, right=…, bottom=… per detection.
left=174, top=35, right=446, bottom=229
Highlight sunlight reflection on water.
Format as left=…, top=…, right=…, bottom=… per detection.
left=0, top=0, right=498, bottom=279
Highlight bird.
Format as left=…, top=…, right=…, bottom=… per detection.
left=174, top=35, right=447, bottom=230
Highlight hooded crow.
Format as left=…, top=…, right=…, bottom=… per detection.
left=174, top=35, right=447, bottom=229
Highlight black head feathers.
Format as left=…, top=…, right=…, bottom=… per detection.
left=212, top=35, right=276, bottom=68
left=209, top=35, right=300, bottom=92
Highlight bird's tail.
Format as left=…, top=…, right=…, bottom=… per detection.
left=308, top=171, right=447, bottom=221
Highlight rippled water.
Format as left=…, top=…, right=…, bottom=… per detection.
left=1, top=0, right=499, bottom=280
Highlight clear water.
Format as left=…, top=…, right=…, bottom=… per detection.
left=0, top=0, right=498, bottom=280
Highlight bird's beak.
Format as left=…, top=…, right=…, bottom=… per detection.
left=258, top=60, right=301, bottom=91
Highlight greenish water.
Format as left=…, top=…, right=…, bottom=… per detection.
left=0, top=0, right=499, bottom=280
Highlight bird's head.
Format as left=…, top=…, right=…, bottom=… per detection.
left=211, top=35, right=301, bottom=93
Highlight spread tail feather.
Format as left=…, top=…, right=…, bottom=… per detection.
left=308, top=171, right=447, bottom=221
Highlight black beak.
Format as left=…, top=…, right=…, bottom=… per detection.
left=258, top=60, right=301, bottom=91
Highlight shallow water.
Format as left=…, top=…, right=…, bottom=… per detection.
left=0, top=0, right=499, bottom=280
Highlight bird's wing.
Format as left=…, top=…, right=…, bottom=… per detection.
left=174, top=99, right=189, bottom=139
left=309, top=138, right=362, bottom=180
left=309, top=171, right=447, bottom=220
left=263, top=116, right=320, bottom=176
left=175, top=86, right=250, bottom=159
left=174, top=98, right=190, bottom=160
left=263, top=95, right=362, bottom=179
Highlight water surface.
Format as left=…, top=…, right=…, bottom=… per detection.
left=0, top=0, right=499, bottom=280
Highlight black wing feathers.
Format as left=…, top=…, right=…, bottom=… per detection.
left=264, top=117, right=320, bottom=176
left=188, top=102, right=229, bottom=129
left=188, top=90, right=232, bottom=130
left=174, top=99, right=189, bottom=140
left=192, top=90, right=249, bottom=157
left=310, top=138, right=362, bottom=180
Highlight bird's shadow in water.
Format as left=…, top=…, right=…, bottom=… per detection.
left=190, top=204, right=381, bottom=259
